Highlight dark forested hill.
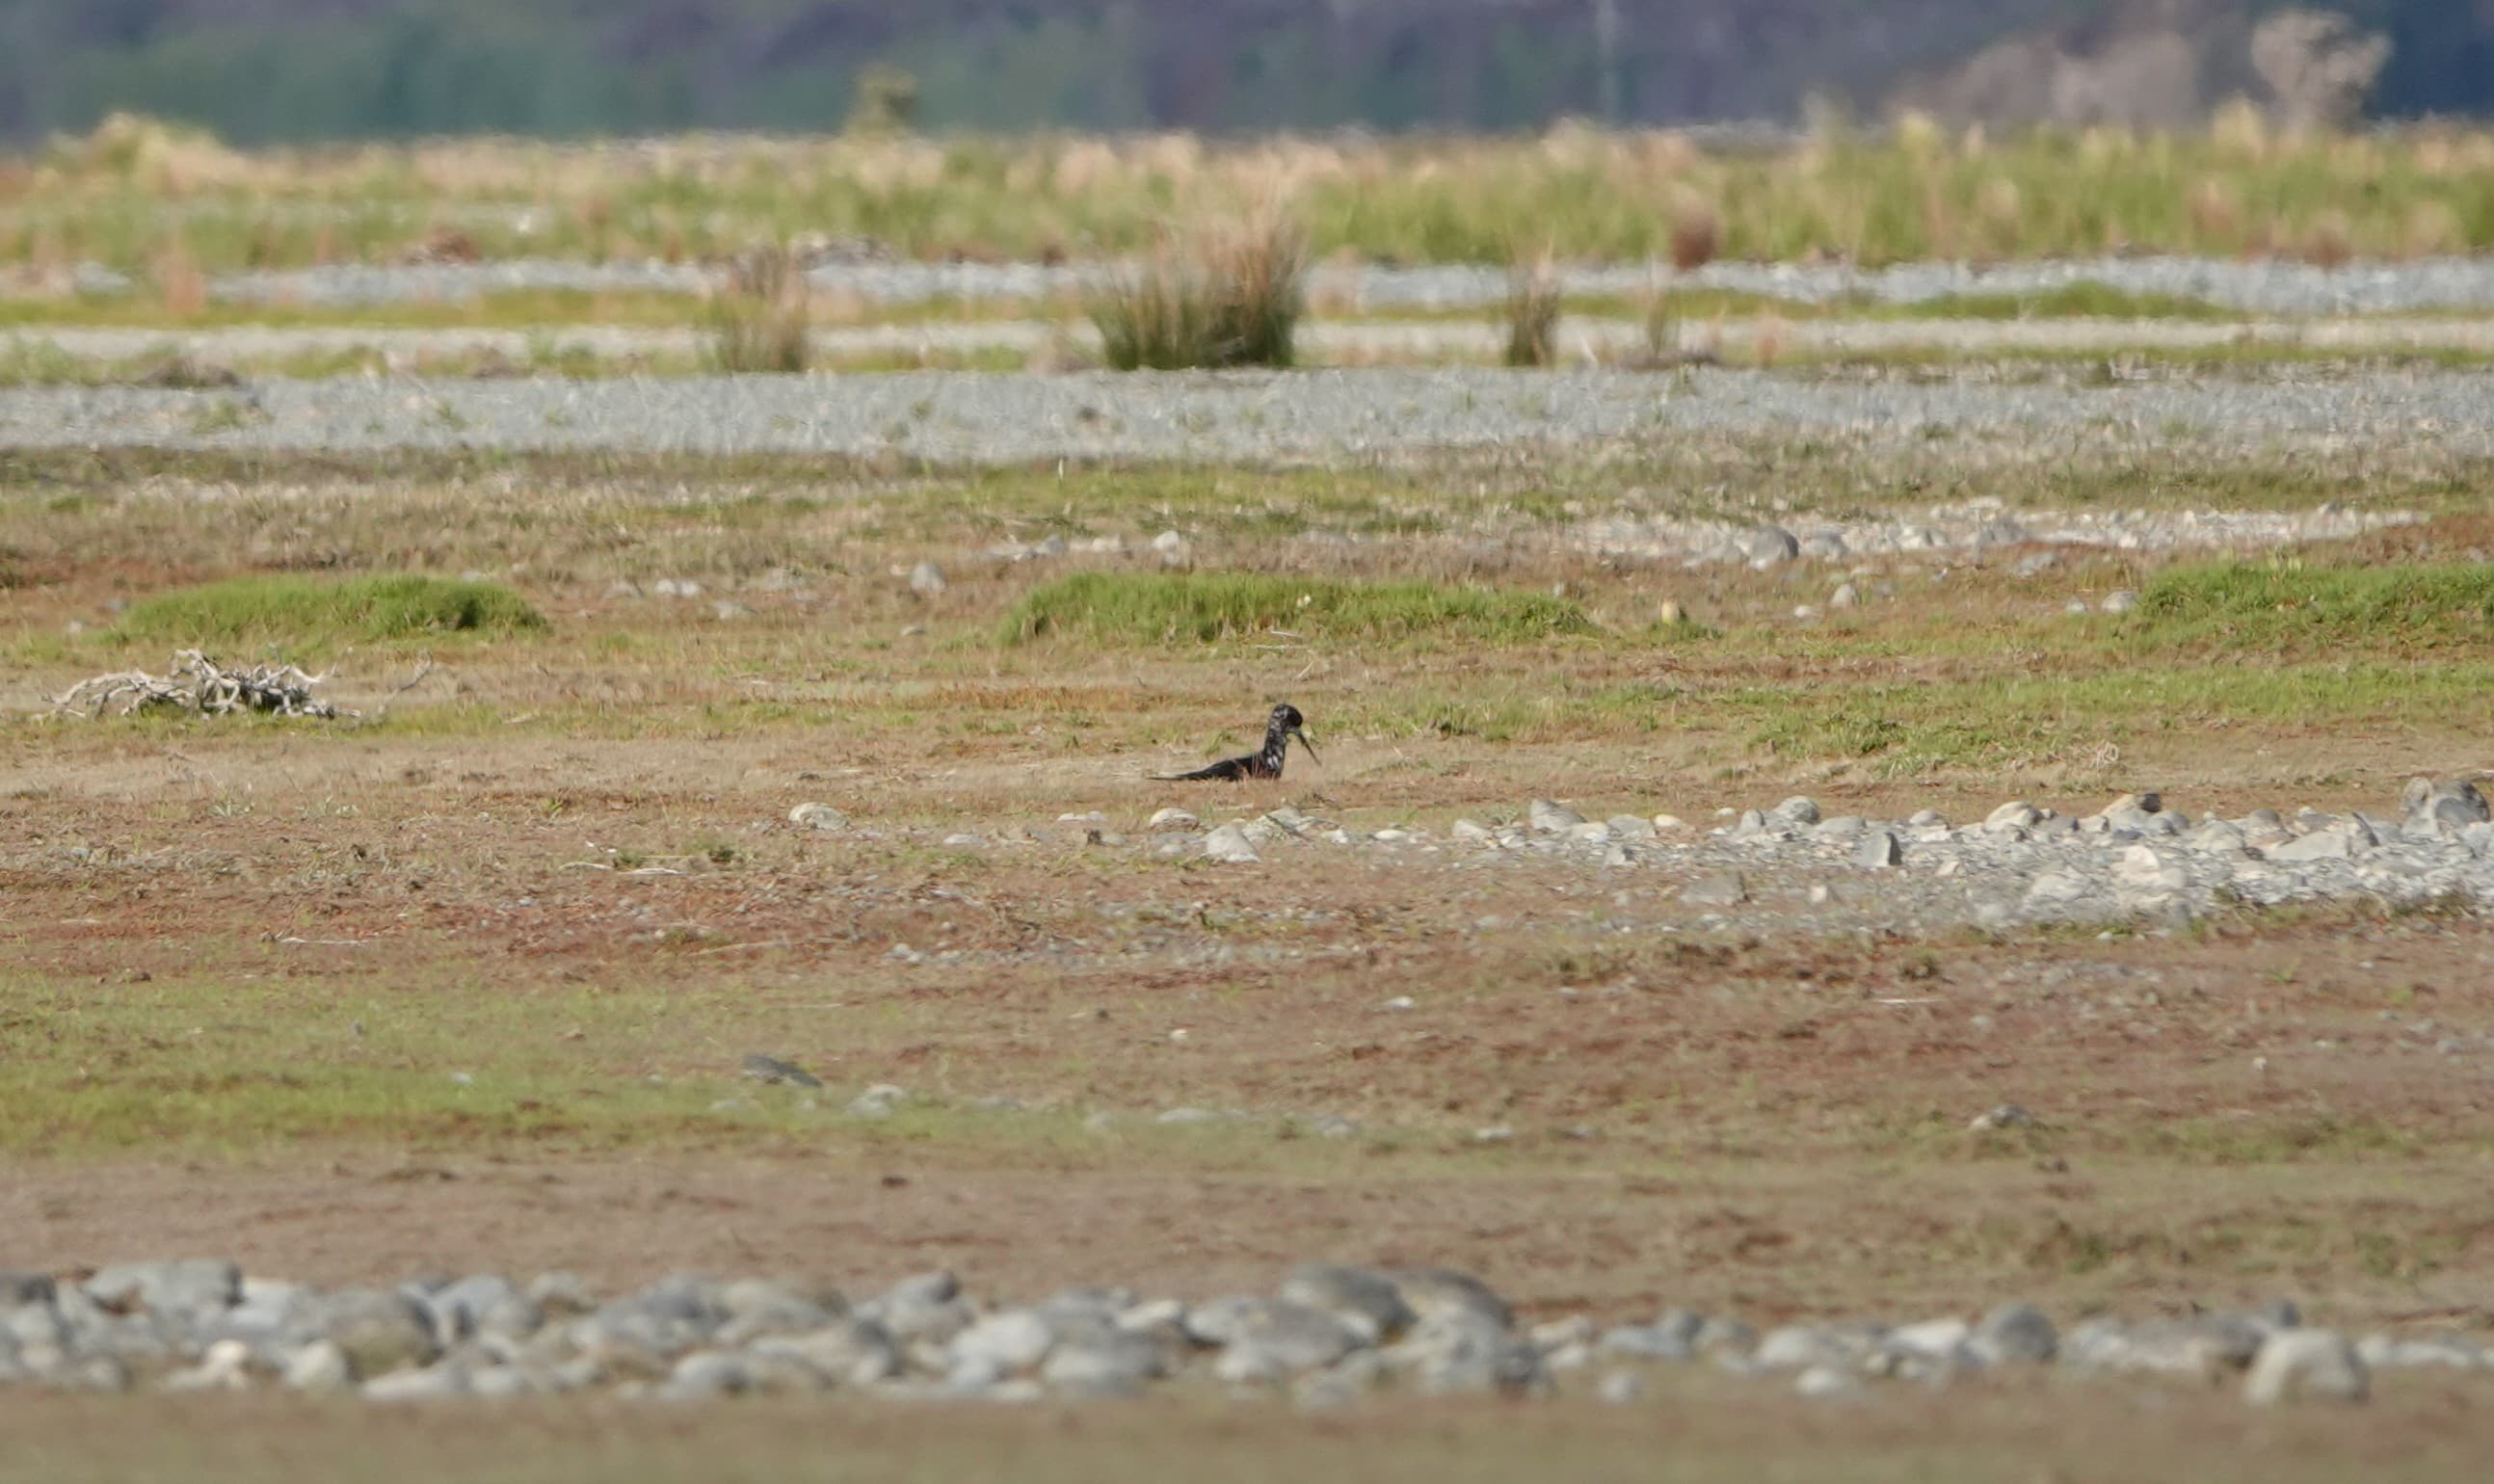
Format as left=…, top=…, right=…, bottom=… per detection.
left=0, top=0, right=2484, bottom=144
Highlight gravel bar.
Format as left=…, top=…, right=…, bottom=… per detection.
left=0, top=1257, right=2446, bottom=1407
left=164, top=253, right=2494, bottom=317
left=818, top=782, right=2494, bottom=953
left=22, top=314, right=2494, bottom=367
left=8, top=366, right=2494, bottom=463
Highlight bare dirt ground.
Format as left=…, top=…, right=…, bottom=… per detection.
left=4, top=426, right=2491, bottom=1476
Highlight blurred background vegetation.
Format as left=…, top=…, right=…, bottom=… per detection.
left=0, top=1, right=2485, bottom=146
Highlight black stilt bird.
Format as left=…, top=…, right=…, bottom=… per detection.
left=1153, top=703, right=1317, bottom=782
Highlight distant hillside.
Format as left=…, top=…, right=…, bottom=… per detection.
left=0, top=1, right=2485, bottom=144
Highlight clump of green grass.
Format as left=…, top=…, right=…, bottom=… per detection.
left=2136, top=558, right=2494, bottom=649
left=1501, top=254, right=1561, bottom=367
left=118, top=574, right=545, bottom=648
left=1089, top=214, right=1304, bottom=371
left=705, top=244, right=811, bottom=374
left=1004, top=571, right=1591, bottom=646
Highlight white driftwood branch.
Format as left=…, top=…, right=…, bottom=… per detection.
left=52, top=650, right=348, bottom=719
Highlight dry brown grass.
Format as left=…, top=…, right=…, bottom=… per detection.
left=704, top=243, right=811, bottom=373
left=1500, top=252, right=1561, bottom=368
left=1089, top=210, right=1306, bottom=370
left=18, top=116, right=2494, bottom=274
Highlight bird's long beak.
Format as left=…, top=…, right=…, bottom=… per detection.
left=1292, top=727, right=1319, bottom=762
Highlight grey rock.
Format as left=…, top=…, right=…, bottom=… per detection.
left=787, top=803, right=848, bottom=832
left=2189, top=819, right=2250, bottom=854
left=1039, top=1332, right=1166, bottom=1396
left=741, top=1053, right=823, bottom=1089
left=1855, top=830, right=1902, bottom=869
left=714, top=1285, right=841, bottom=1346
left=1599, top=1310, right=1704, bottom=1362
left=426, top=1274, right=541, bottom=1343
left=751, top=1317, right=903, bottom=1386
left=1526, top=799, right=1587, bottom=834
left=1745, top=525, right=1800, bottom=566
left=1146, top=808, right=1199, bottom=831
left=1203, top=824, right=1260, bottom=864
left=5, top=1302, right=68, bottom=1350
left=2064, top=1314, right=2281, bottom=1377
left=2268, top=826, right=2371, bottom=862
left=1290, top=1351, right=1385, bottom=1409
left=2403, top=777, right=2490, bottom=835
left=2245, top=1330, right=2369, bottom=1406
left=1680, top=872, right=1748, bottom=908
left=1972, top=1303, right=2058, bottom=1364
left=2113, top=844, right=2189, bottom=897
left=1208, top=1300, right=1364, bottom=1383
left=466, top=1364, right=544, bottom=1398
left=2355, top=1335, right=2485, bottom=1371
left=1794, top=1364, right=1864, bottom=1399
left=663, top=1350, right=752, bottom=1398
left=846, top=1083, right=907, bottom=1119
left=362, top=1364, right=467, bottom=1401
left=1281, top=1265, right=1417, bottom=1344
left=2101, top=590, right=2138, bottom=614
left=1754, top=1322, right=1885, bottom=1371
left=2024, top=870, right=2092, bottom=907
left=907, top=561, right=946, bottom=596
left=281, top=1339, right=357, bottom=1391
left=163, top=1339, right=256, bottom=1393
left=1968, top=1102, right=2038, bottom=1132
left=0, top=1273, right=57, bottom=1310
left=1393, top=1312, right=1549, bottom=1396
left=1390, top=1268, right=1515, bottom=1331
left=950, top=1309, right=1057, bottom=1374
left=718, top=1277, right=839, bottom=1324
left=314, top=1289, right=440, bottom=1378
left=86, top=1259, right=241, bottom=1325
left=1984, top=802, right=2040, bottom=835
left=1828, top=581, right=1862, bottom=610
left=1771, top=796, right=1822, bottom=827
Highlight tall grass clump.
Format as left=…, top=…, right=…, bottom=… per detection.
left=118, top=574, right=546, bottom=648
left=705, top=244, right=811, bottom=373
left=2135, top=558, right=2494, bottom=650
left=1089, top=213, right=1305, bottom=370
left=1501, top=252, right=1561, bottom=367
left=1004, top=571, right=1591, bottom=646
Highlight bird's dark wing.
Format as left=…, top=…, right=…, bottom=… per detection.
left=1151, top=754, right=1255, bottom=782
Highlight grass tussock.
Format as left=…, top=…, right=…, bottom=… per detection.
left=1004, top=570, right=1592, bottom=646
left=2136, top=558, right=2494, bottom=649
left=1501, top=253, right=1561, bottom=368
left=704, top=244, right=811, bottom=373
left=118, top=574, right=545, bottom=649
left=1089, top=214, right=1305, bottom=371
